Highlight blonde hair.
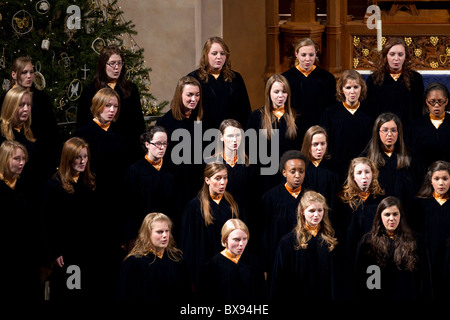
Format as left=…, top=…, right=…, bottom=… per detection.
left=126, top=212, right=183, bottom=263
left=0, top=86, right=35, bottom=142
left=294, top=38, right=318, bottom=66
left=220, top=218, right=249, bottom=247
left=0, top=140, right=28, bottom=180
left=90, top=87, right=121, bottom=122
left=339, top=157, right=385, bottom=211
left=261, top=74, right=297, bottom=140
left=294, top=191, right=337, bottom=251
left=199, top=162, right=239, bottom=226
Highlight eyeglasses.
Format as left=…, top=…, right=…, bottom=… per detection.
left=106, top=61, right=124, bottom=67
left=149, top=142, right=169, bottom=148
left=426, top=99, right=446, bottom=106
left=379, top=128, right=398, bottom=135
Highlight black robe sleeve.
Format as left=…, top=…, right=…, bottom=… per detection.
left=118, top=253, right=192, bottom=301
left=188, top=69, right=251, bottom=130
left=282, top=66, right=337, bottom=130
left=199, top=251, right=266, bottom=303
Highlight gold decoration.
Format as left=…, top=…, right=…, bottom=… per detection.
left=382, top=37, right=386, bottom=46
left=353, top=36, right=360, bottom=47
left=430, top=61, right=439, bottom=69
left=353, top=58, right=359, bottom=68
left=404, top=37, right=412, bottom=46
left=430, top=36, right=439, bottom=46
left=362, top=49, right=369, bottom=57
left=414, top=48, right=422, bottom=57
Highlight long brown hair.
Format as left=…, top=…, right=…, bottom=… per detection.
left=417, top=160, right=450, bottom=199
left=339, top=157, right=385, bottom=211
left=365, top=112, right=411, bottom=169
left=195, top=36, right=235, bottom=83
left=94, top=45, right=132, bottom=97
left=169, top=76, right=203, bottom=121
left=301, top=125, right=331, bottom=162
left=294, top=191, right=337, bottom=251
left=198, top=162, right=239, bottom=226
left=371, top=37, right=414, bottom=90
left=57, top=137, right=96, bottom=194
left=126, top=212, right=183, bottom=263
left=366, top=196, right=418, bottom=271
left=261, top=74, right=297, bottom=140
left=0, top=86, right=35, bottom=142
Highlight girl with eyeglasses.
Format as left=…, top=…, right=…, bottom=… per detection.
left=77, top=45, right=146, bottom=163
left=361, top=112, right=422, bottom=215
left=407, top=82, right=450, bottom=173
left=124, top=125, right=177, bottom=245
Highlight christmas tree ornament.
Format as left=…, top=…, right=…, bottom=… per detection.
left=91, top=37, right=105, bottom=54
left=33, top=61, right=46, bottom=90
left=41, top=38, right=50, bottom=50
left=67, top=78, right=82, bottom=101
left=2, top=79, right=10, bottom=92
left=12, top=10, right=33, bottom=35
left=35, top=0, right=50, bottom=15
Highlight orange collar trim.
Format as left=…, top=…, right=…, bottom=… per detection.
left=221, top=249, right=241, bottom=264
left=285, top=183, right=302, bottom=198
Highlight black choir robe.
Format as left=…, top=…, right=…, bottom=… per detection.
left=118, top=252, right=192, bottom=301
left=156, top=110, right=204, bottom=215
left=320, top=102, right=374, bottom=184
left=303, top=158, right=340, bottom=210
left=261, top=183, right=304, bottom=276
left=123, top=157, right=176, bottom=241
left=359, top=150, right=419, bottom=214
left=355, top=232, right=432, bottom=300
left=406, top=114, right=450, bottom=173
left=246, top=108, right=306, bottom=196
left=187, top=69, right=251, bottom=130
left=270, top=230, right=340, bottom=303
left=77, top=82, right=146, bottom=163
left=333, top=194, right=384, bottom=298
left=41, top=173, right=100, bottom=299
left=75, top=120, right=128, bottom=246
left=366, top=71, right=424, bottom=131
left=0, top=179, right=42, bottom=300
left=414, top=197, right=450, bottom=299
left=180, top=196, right=237, bottom=292
left=199, top=250, right=266, bottom=303
left=0, top=85, right=61, bottom=176
left=282, top=66, right=337, bottom=132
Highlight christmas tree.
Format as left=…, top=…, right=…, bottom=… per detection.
left=0, top=0, right=167, bottom=135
